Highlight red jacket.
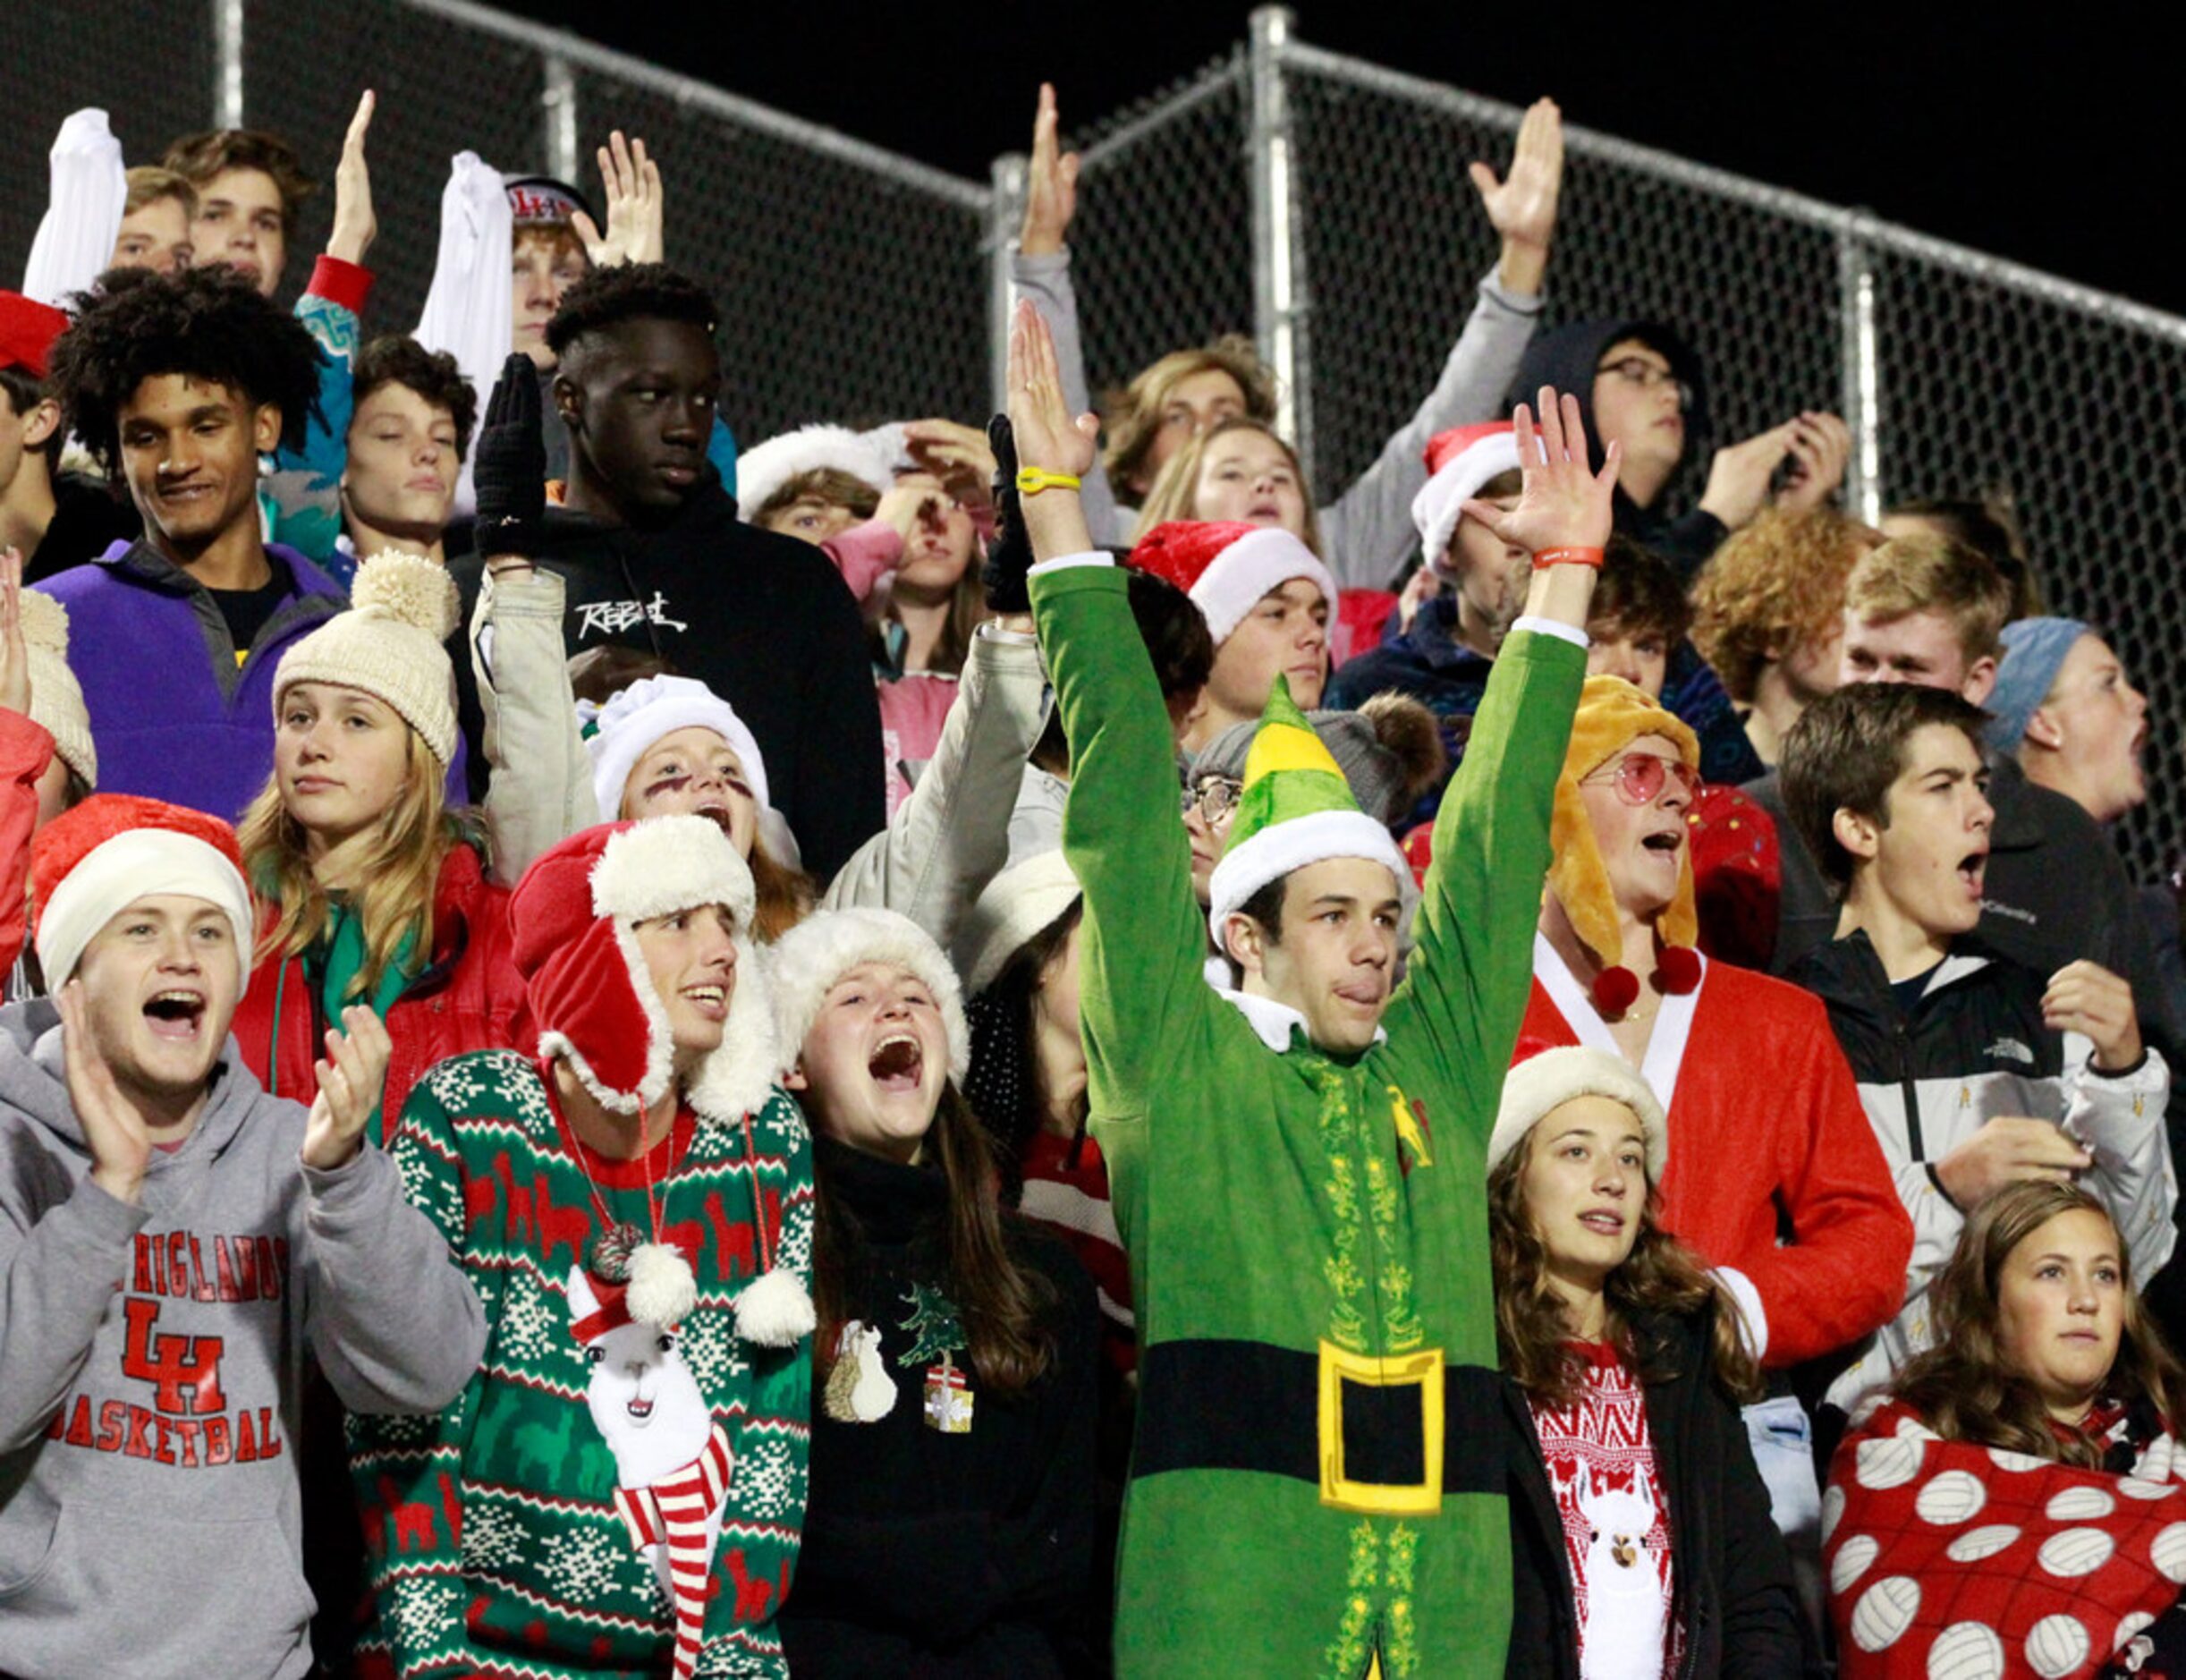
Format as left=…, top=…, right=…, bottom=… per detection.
left=1521, top=941, right=1912, bottom=1368
left=232, top=844, right=527, bottom=1141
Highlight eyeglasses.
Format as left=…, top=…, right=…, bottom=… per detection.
left=1596, top=355, right=1693, bottom=412
left=1182, top=776, right=1244, bottom=825
left=1581, top=753, right=1699, bottom=806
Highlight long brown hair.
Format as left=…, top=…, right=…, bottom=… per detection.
left=1131, top=415, right=1326, bottom=559
left=871, top=555, right=987, bottom=679
left=1488, top=1127, right=1760, bottom=1410
left=811, top=1083, right=1057, bottom=1396
left=238, top=729, right=463, bottom=997
left=1893, top=1181, right=2186, bottom=1468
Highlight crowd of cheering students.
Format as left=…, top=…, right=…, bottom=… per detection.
left=0, top=76, right=2177, bottom=1680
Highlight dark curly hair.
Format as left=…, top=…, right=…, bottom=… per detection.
left=47, top=266, right=325, bottom=479
left=545, top=261, right=716, bottom=360
left=351, top=335, right=479, bottom=458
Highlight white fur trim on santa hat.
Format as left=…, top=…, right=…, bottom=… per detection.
left=35, top=828, right=254, bottom=988
left=1488, top=1045, right=1669, bottom=1182
left=581, top=674, right=772, bottom=822
left=770, top=907, right=970, bottom=1084
left=735, top=424, right=894, bottom=522
left=685, top=929, right=784, bottom=1125
left=1190, top=527, right=1337, bottom=646
left=954, top=850, right=1080, bottom=997
left=1207, top=808, right=1417, bottom=950
left=1411, top=430, right=1523, bottom=581
left=589, top=813, right=758, bottom=929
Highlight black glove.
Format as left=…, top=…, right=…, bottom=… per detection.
left=980, top=412, right=1032, bottom=614
left=473, top=352, right=547, bottom=558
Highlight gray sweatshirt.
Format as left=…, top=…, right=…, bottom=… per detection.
left=1011, top=247, right=1543, bottom=590
left=0, top=999, right=486, bottom=1680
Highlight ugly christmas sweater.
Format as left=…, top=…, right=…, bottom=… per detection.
left=780, top=1135, right=1099, bottom=1676
left=347, top=1049, right=815, bottom=1680
left=1033, top=557, right=1585, bottom=1678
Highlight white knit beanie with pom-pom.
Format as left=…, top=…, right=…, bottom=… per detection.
left=271, top=552, right=463, bottom=765
left=18, top=588, right=96, bottom=788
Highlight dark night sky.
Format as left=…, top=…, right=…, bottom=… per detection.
left=493, top=2, right=2186, bottom=318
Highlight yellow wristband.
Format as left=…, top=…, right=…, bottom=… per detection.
left=1015, top=467, right=1082, bottom=496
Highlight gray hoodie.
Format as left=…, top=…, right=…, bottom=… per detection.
left=0, top=998, right=486, bottom=1680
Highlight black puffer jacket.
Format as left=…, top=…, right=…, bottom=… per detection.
left=1503, top=1306, right=1805, bottom=1679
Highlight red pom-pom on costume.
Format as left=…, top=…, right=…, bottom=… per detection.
left=1591, top=965, right=1640, bottom=1015
left=1401, top=820, right=1434, bottom=889
left=1656, top=946, right=1702, bottom=996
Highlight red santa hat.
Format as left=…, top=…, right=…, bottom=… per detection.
left=0, top=292, right=69, bottom=380
left=1126, top=520, right=1336, bottom=646
left=510, top=816, right=777, bottom=1123
left=30, top=795, right=254, bottom=988
left=1489, top=1039, right=1668, bottom=1183
left=1411, top=421, right=1530, bottom=581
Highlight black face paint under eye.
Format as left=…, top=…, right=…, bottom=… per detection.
left=644, top=773, right=694, bottom=800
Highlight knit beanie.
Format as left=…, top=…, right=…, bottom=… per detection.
left=1549, top=675, right=1701, bottom=1013
left=955, top=850, right=1081, bottom=997
left=1411, top=421, right=1527, bottom=579
left=1206, top=675, right=1417, bottom=947
left=1986, top=616, right=2090, bottom=751
left=273, top=553, right=462, bottom=765
left=1190, top=694, right=1442, bottom=829
left=31, top=794, right=253, bottom=987
left=1488, top=1040, right=1667, bottom=1182
left=771, top=907, right=970, bottom=1085
left=580, top=674, right=772, bottom=824
left=1125, top=520, right=1336, bottom=646
left=504, top=174, right=597, bottom=229
left=20, top=588, right=94, bottom=787
left=510, top=816, right=775, bottom=1121
left=735, top=424, right=894, bottom=522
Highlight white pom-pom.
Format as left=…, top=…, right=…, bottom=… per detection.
left=734, top=1267, right=816, bottom=1347
left=626, top=1242, right=698, bottom=1328
left=351, top=550, right=461, bottom=640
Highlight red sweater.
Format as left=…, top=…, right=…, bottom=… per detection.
left=1521, top=938, right=1911, bottom=1367
left=231, top=844, right=528, bottom=1140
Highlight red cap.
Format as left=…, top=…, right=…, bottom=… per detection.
left=0, top=292, right=70, bottom=381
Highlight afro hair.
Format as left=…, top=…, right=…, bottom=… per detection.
left=47, top=265, right=326, bottom=479
left=545, top=261, right=717, bottom=361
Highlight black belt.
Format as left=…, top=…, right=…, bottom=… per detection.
left=1132, top=1337, right=1504, bottom=1515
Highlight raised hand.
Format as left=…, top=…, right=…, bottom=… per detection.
left=1698, top=421, right=1799, bottom=532
left=572, top=132, right=664, bottom=269
left=2045, top=960, right=2144, bottom=1073
left=1470, top=97, right=1563, bottom=295
left=301, top=1005, right=394, bottom=1170
left=0, top=547, right=30, bottom=717
left=1004, top=301, right=1100, bottom=563
left=1775, top=412, right=1852, bottom=513
left=326, top=90, right=377, bottom=267
left=1934, top=1115, right=2093, bottom=1209
left=59, top=979, right=152, bottom=1204
left=1018, top=82, right=1080, bottom=259
left=876, top=479, right=948, bottom=546
left=1459, top=388, right=1619, bottom=556
left=474, top=352, right=547, bottom=563
left=902, top=418, right=999, bottom=511
left=982, top=413, right=1033, bottom=613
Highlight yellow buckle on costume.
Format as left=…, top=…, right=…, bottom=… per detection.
left=1316, top=1340, right=1444, bottom=1516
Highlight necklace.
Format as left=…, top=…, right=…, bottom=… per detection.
left=548, top=1064, right=683, bottom=1283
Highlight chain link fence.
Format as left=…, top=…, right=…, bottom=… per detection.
left=6, top=2, right=2183, bottom=870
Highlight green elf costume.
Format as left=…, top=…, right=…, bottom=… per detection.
left=1031, top=553, right=1586, bottom=1677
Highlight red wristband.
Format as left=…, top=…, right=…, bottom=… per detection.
left=1531, top=546, right=1605, bottom=571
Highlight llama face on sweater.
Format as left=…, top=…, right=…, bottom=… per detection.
left=1575, top=1462, right=1668, bottom=1669
left=569, top=1266, right=711, bottom=1490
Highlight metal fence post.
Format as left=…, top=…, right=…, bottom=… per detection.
left=1838, top=219, right=1883, bottom=525
left=1249, top=6, right=1310, bottom=483
left=213, top=0, right=244, bottom=125
left=543, top=53, right=579, bottom=183
left=989, top=154, right=1025, bottom=413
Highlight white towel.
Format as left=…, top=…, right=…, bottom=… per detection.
left=414, top=151, right=513, bottom=518
left=22, top=109, right=128, bottom=308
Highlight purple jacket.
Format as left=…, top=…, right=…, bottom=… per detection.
left=38, top=539, right=348, bottom=823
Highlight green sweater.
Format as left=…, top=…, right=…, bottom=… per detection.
left=346, top=1049, right=814, bottom=1679
left=1033, top=562, right=1582, bottom=1678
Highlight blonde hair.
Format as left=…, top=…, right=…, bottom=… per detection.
left=1845, top=530, right=2013, bottom=665
left=123, top=165, right=198, bottom=220
left=238, top=730, right=459, bottom=998
left=1131, top=415, right=1326, bottom=559
left=1691, top=507, right=1879, bottom=702
left=1103, top=336, right=1277, bottom=495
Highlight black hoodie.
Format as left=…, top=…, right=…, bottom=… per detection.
left=1508, top=318, right=1728, bottom=579
left=451, top=475, right=885, bottom=880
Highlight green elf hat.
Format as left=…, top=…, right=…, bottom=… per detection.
left=1206, top=675, right=1419, bottom=946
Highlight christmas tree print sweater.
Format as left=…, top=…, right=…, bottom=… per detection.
left=347, top=1049, right=815, bottom=1680
left=1031, top=558, right=1586, bottom=1678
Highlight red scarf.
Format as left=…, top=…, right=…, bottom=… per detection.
left=613, top=1422, right=735, bottom=1680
